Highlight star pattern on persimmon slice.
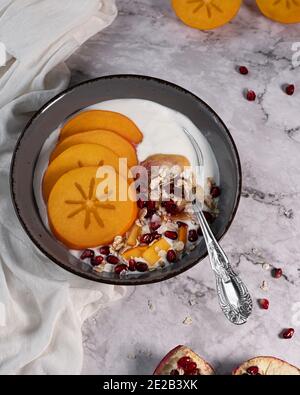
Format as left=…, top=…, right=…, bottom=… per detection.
left=273, top=0, right=300, bottom=8
left=65, top=178, right=115, bottom=229
left=187, top=0, right=223, bottom=18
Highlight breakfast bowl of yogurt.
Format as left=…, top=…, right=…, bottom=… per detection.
left=10, top=75, right=241, bottom=285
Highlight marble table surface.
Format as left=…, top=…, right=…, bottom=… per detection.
left=66, top=0, right=300, bottom=375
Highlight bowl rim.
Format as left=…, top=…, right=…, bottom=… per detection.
left=10, top=74, right=242, bottom=285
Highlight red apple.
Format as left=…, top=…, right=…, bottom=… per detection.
left=233, top=356, right=300, bottom=375
left=153, top=345, right=214, bottom=375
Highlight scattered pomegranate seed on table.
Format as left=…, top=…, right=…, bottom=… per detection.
left=115, top=264, right=128, bottom=275
left=91, top=255, right=104, bottom=266
left=165, top=231, right=178, bottom=240
left=285, top=84, right=295, bottom=96
left=273, top=268, right=283, bottom=279
left=167, top=249, right=177, bottom=263
left=247, top=366, right=259, bottom=375
left=246, top=90, right=256, bottom=101
left=282, top=328, right=295, bottom=339
left=106, top=255, right=119, bottom=265
left=259, top=298, right=269, bottom=310
left=239, top=65, right=249, bottom=75
left=80, top=249, right=94, bottom=260
left=99, top=246, right=110, bottom=256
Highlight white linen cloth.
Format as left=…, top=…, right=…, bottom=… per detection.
left=0, top=0, right=125, bottom=375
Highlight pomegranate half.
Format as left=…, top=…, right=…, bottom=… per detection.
left=153, top=345, right=214, bottom=376
left=233, top=356, right=300, bottom=376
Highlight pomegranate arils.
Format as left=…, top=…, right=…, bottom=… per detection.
left=170, top=369, right=180, bottom=375
left=137, top=199, right=147, bottom=209
left=165, top=231, right=178, bottom=240
left=259, top=298, right=269, bottom=310
left=177, top=356, right=192, bottom=370
left=247, top=366, right=259, bottom=375
left=140, top=233, right=154, bottom=245
left=80, top=249, right=94, bottom=260
left=273, top=268, right=283, bottom=279
left=203, top=211, right=214, bottom=223
left=150, top=222, right=161, bottom=231
left=285, top=84, right=295, bottom=96
left=163, top=200, right=178, bottom=214
left=239, top=65, right=249, bottom=75
left=211, top=186, right=221, bottom=198
left=167, top=249, right=177, bottom=263
left=106, top=255, right=119, bottom=265
left=177, top=221, right=187, bottom=228
left=99, top=246, right=110, bottom=256
left=92, top=255, right=104, bottom=266
left=136, top=262, right=149, bottom=272
left=128, top=259, right=137, bottom=271
left=246, top=90, right=256, bottom=101
left=185, top=361, right=197, bottom=374
left=115, top=264, right=128, bottom=275
left=188, top=229, right=198, bottom=242
left=282, top=328, right=295, bottom=339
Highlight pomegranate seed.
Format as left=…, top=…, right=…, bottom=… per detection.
left=106, top=255, right=119, bottom=265
left=91, top=255, right=104, bottom=266
left=165, top=231, right=178, bottom=240
left=170, top=369, right=179, bottom=375
left=140, top=233, right=154, bottom=245
left=188, top=229, right=198, bottom=242
left=247, top=366, right=259, bottom=375
left=273, top=268, right=283, bottom=279
left=211, top=186, right=221, bottom=198
left=80, top=249, right=94, bottom=260
left=259, top=298, right=269, bottom=310
left=177, top=356, right=192, bottom=370
left=177, top=221, right=188, bottom=228
left=163, top=200, right=178, bottom=214
left=150, top=222, right=161, bottom=231
left=137, top=199, right=146, bottom=209
left=185, top=361, right=197, bottom=374
left=282, top=328, right=295, bottom=339
left=203, top=211, right=214, bottom=223
left=115, top=264, right=128, bottom=275
left=99, top=246, right=110, bottom=256
left=152, top=231, right=162, bottom=240
left=136, top=262, right=149, bottom=272
left=128, top=259, right=136, bottom=271
left=197, top=227, right=203, bottom=236
left=285, top=84, right=295, bottom=96
left=239, top=65, right=249, bottom=75
left=246, top=90, right=256, bottom=101
left=167, top=249, right=177, bottom=263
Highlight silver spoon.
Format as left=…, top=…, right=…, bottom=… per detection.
left=182, top=127, right=252, bottom=325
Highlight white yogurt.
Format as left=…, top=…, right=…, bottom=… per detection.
left=34, top=99, right=220, bottom=266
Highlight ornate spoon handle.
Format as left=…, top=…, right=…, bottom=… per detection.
left=195, top=205, right=253, bottom=325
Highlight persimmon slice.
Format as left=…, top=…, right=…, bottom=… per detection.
left=50, top=130, right=138, bottom=169
left=60, top=110, right=143, bottom=144
left=172, top=0, right=242, bottom=30
left=43, top=144, right=120, bottom=202
left=48, top=167, right=138, bottom=249
left=256, top=0, right=300, bottom=24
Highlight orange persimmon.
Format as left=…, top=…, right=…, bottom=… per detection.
left=256, top=0, right=300, bottom=24
left=48, top=167, right=138, bottom=249
left=43, top=144, right=120, bottom=202
left=172, top=0, right=242, bottom=30
left=50, top=130, right=138, bottom=169
left=60, top=110, right=143, bottom=144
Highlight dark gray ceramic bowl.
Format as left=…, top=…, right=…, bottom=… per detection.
left=10, top=75, right=241, bottom=285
